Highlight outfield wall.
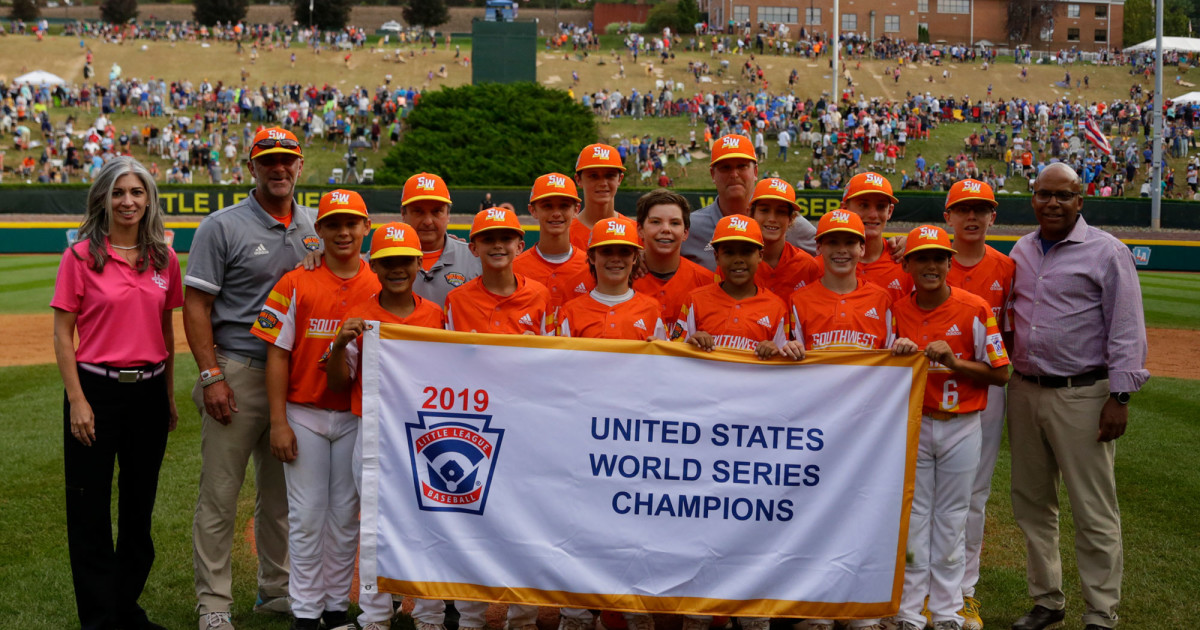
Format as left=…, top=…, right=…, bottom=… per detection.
left=3, top=185, right=1199, bottom=230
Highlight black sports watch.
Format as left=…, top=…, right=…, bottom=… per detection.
left=1110, top=392, right=1131, bottom=405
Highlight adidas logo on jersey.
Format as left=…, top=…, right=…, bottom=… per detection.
left=888, top=279, right=902, bottom=290
left=756, top=316, right=771, bottom=327
left=946, top=324, right=962, bottom=336
left=253, top=243, right=269, bottom=256
left=634, top=319, right=647, bottom=331
left=865, top=307, right=880, bottom=320
left=990, top=280, right=1003, bottom=291
left=518, top=313, right=534, bottom=326
left=574, top=282, right=588, bottom=293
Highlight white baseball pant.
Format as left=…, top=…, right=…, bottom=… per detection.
left=962, top=384, right=1006, bottom=599
left=284, top=404, right=360, bottom=620
left=897, top=412, right=981, bottom=629
left=410, top=600, right=538, bottom=628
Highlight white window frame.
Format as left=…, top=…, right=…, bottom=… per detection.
left=884, top=14, right=900, bottom=32
left=805, top=7, right=821, bottom=26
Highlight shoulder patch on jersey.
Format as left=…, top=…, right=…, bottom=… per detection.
left=256, top=310, right=279, bottom=329
left=445, top=272, right=467, bottom=287
left=303, top=235, right=321, bottom=251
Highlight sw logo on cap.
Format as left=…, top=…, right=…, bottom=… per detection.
left=830, top=211, right=851, bottom=223
left=606, top=222, right=627, bottom=236
left=721, top=137, right=742, bottom=149
left=920, top=226, right=940, bottom=240
left=547, top=174, right=567, bottom=188
left=769, top=179, right=789, bottom=193
left=729, top=217, right=749, bottom=232
left=592, top=147, right=611, bottom=160
left=330, top=191, right=351, bottom=205
left=267, top=129, right=287, bottom=140
left=865, top=173, right=885, bottom=187
left=416, top=176, right=436, bottom=191
left=486, top=208, right=507, bottom=222
left=385, top=226, right=406, bottom=241
left=962, top=181, right=983, bottom=193
left=406, top=412, right=505, bottom=515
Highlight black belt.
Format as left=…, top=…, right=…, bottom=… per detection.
left=79, top=361, right=167, bottom=383
left=1016, top=368, right=1107, bottom=389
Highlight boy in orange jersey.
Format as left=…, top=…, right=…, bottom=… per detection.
left=839, top=172, right=913, bottom=303
left=250, top=189, right=379, bottom=630
left=632, top=189, right=714, bottom=329
left=324, top=222, right=445, bottom=630
left=514, top=172, right=594, bottom=319
left=889, top=225, right=1010, bottom=630
left=673, top=214, right=787, bottom=361
left=558, top=215, right=666, bottom=340
left=746, top=177, right=821, bottom=301
left=782, top=209, right=891, bottom=630
left=570, top=143, right=627, bottom=250
left=446, top=206, right=551, bottom=336
left=941, top=179, right=1015, bottom=630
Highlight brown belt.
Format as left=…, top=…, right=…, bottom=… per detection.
left=923, top=408, right=957, bottom=421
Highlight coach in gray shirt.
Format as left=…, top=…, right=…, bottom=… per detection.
left=681, top=133, right=816, bottom=271
left=184, top=127, right=317, bottom=630
left=399, top=172, right=481, bottom=306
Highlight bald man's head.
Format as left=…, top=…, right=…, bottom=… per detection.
left=1032, top=163, right=1083, bottom=241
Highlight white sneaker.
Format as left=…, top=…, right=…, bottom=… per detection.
left=200, top=612, right=234, bottom=630
left=415, top=623, right=446, bottom=630
left=363, top=623, right=391, bottom=630
left=738, top=620, right=770, bottom=630
left=559, top=617, right=594, bottom=630
left=794, top=622, right=834, bottom=630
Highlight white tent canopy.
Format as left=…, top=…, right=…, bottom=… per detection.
left=13, top=70, right=67, bottom=86
left=1172, top=91, right=1200, bottom=104
left=1124, top=37, right=1200, bottom=54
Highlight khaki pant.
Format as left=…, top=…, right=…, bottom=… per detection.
left=1008, top=376, right=1122, bottom=628
left=192, top=353, right=290, bottom=614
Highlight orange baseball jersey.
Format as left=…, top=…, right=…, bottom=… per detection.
left=947, top=245, right=1015, bottom=322
left=671, top=284, right=788, bottom=351
left=633, top=257, right=715, bottom=328
left=445, top=274, right=552, bottom=335
left=334, top=293, right=446, bottom=416
left=251, top=260, right=380, bottom=409
left=860, top=240, right=914, bottom=302
left=558, top=292, right=667, bottom=340
left=755, top=243, right=821, bottom=302
left=892, top=287, right=1010, bottom=414
left=569, top=218, right=594, bottom=252
left=790, top=277, right=895, bottom=350
left=513, top=246, right=593, bottom=313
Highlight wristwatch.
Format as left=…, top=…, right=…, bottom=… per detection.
left=1110, top=392, right=1131, bottom=405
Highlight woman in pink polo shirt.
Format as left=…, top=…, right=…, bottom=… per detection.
left=51, top=156, right=183, bottom=630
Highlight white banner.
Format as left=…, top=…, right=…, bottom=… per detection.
left=358, top=325, right=926, bottom=620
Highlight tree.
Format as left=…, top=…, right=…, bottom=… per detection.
left=9, top=0, right=39, bottom=21
left=292, top=0, right=354, bottom=31
left=1124, top=0, right=1191, bottom=46
left=101, top=0, right=140, bottom=24
left=676, top=0, right=700, bottom=35
left=378, top=82, right=597, bottom=187
left=194, top=0, right=249, bottom=27
left=403, top=0, right=450, bottom=30
left=643, top=0, right=681, bottom=35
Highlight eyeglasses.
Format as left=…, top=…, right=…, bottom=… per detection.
left=252, top=138, right=301, bottom=155
left=1033, top=190, right=1079, bottom=203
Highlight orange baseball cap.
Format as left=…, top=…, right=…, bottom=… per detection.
left=842, top=172, right=898, bottom=204
left=370, top=222, right=423, bottom=259
left=317, top=189, right=369, bottom=222
left=530, top=172, right=581, bottom=203
left=589, top=215, right=641, bottom=249
left=816, top=209, right=866, bottom=240
left=751, top=177, right=800, bottom=212
left=402, top=172, right=452, bottom=206
left=945, top=178, right=998, bottom=209
left=575, top=143, right=626, bottom=172
left=710, top=134, right=757, bottom=165
left=470, top=206, right=525, bottom=239
left=710, top=214, right=764, bottom=247
left=904, top=225, right=958, bottom=257
left=249, top=127, right=302, bottom=160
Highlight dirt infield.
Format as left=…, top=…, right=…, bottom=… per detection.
left=3, top=313, right=1195, bottom=380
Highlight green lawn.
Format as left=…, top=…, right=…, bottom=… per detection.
left=0, top=253, right=189, bottom=315
left=1138, top=271, right=1200, bottom=330
left=0, top=358, right=1196, bottom=628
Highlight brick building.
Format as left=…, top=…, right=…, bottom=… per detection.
left=695, top=0, right=1123, bottom=52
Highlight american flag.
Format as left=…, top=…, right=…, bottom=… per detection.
left=1083, top=117, right=1111, bottom=155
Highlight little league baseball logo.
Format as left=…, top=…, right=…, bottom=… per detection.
left=406, top=412, right=505, bottom=514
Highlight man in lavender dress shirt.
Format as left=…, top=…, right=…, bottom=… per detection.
left=1006, top=163, right=1149, bottom=630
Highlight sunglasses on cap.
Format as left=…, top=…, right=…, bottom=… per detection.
left=252, top=138, right=301, bottom=153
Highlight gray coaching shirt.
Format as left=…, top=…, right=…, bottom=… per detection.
left=413, top=234, right=482, bottom=307
left=681, top=200, right=818, bottom=272
left=184, top=192, right=319, bottom=361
